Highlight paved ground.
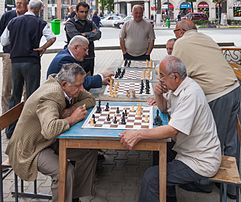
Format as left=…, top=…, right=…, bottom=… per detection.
left=1, top=49, right=239, bottom=201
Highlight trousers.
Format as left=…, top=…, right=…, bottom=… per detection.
left=37, top=147, right=97, bottom=202
left=1, top=53, right=12, bottom=114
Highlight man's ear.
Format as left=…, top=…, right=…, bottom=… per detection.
left=61, top=81, right=68, bottom=88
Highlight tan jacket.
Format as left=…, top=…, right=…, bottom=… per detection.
left=6, top=76, right=95, bottom=181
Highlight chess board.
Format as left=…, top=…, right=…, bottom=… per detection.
left=82, top=105, right=153, bottom=130
left=115, top=69, right=153, bottom=80
left=104, top=81, right=154, bottom=96
left=122, top=60, right=154, bottom=68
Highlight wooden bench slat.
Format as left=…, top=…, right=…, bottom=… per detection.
left=210, top=155, right=241, bottom=185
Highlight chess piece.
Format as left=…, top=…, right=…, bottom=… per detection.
left=121, top=112, right=126, bottom=124
left=136, top=104, right=142, bottom=116
left=124, top=109, right=128, bottom=116
left=105, top=103, right=109, bottom=111
left=146, top=59, right=149, bottom=68
left=144, top=115, right=149, bottom=123
left=92, top=114, right=96, bottom=124
left=130, top=105, right=135, bottom=112
left=154, top=110, right=162, bottom=126
left=149, top=60, right=152, bottom=68
left=131, top=90, right=136, bottom=98
left=90, top=118, right=95, bottom=126
left=113, top=116, right=117, bottom=124
left=116, top=107, right=120, bottom=114
left=128, top=60, right=131, bottom=67
left=96, top=100, right=102, bottom=113
left=124, top=59, right=128, bottom=67
left=126, top=90, right=130, bottom=98
left=107, top=114, right=111, bottom=121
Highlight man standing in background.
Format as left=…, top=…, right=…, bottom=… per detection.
left=0, top=0, right=28, bottom=114
left=65, top=2, right=101, bottom=75
left=120, top=5, right=155, bottom=61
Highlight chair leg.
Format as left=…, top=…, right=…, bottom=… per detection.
left=34, top=179, right=37, bottom=194
left=220, top=183, right=228, bottom=202
left=21, top=179, right=24, bottom=193
left=236, top=186, right=240, bottom=202
left=14, top=174, right=19, bottom=202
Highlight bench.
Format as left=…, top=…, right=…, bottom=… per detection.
left=221, top=47, right=241, bottom=80
left=0, top=102, right=52, bottom=201
left=209, top=116, right=241, bottom=202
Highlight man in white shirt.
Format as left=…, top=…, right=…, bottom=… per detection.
left=120, top=56, right=221, bottom=202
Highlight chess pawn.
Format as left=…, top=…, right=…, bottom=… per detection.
left=130, top=105, right=135, bottom=112
left=126, top=90, right=130, bottom=98
left=107, top=114, right=111, bottom=121
left=144, top=115, right=149, bottom=123
left=90, top=118, right=95, bottom=126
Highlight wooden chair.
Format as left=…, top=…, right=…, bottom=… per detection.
left=221, top=47, right=241, bottom=80
left=0, top=102, right=52, bottom=201
left=210, top=115, right=241, bottom=202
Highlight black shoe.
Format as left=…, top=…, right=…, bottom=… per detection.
left=215, top=183, right=237, bottom=199
left=179, top=182, right=212, bottom=193
left=72, top=198, right=80, bottom=202
left=97, top=153, right=105, bottom=161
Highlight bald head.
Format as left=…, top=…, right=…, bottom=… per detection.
left=132, top=5, right=144, bottom=22
left=174, top=19, right=197, bottom=39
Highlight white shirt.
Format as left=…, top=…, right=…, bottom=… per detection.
left=165, top=77, right=221, bottom=177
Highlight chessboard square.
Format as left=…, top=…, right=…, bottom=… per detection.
left=127, top=119, right=135, bottom=122
left=128, top=114, right=135, bottom=117
left=95, top=124, right=102, bottom=127
left=110, top=125, right=118, bottom=128
left=135, top=117, right=142, bottom=120
left=98, top=119, right=105, bottom=122
left=141, top=125, right=149, bottom=128
left=126, top=125, right=134, bottom=128
left=133, top=122, right=141, bottom=125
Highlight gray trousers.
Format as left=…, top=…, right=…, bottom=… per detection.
left=209, top=87, right=240, bottom=195
left=37, top=147, right=97, bottom=202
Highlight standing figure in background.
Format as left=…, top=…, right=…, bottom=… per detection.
left=65, top=2, right=101, bottom=76
left=120, top=5, right=155, bottom=61
left=1, top=0, right=56, bottom=138
left=92, top=10, right=101, bottom=28
left=0, top=0, right=28, bottom=114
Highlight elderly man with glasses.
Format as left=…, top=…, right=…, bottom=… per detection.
left=120, top=56, right=221, bottom=202
left=65, top=1, right=101, bottom=76
left=172, top=19, right=240, bottom=199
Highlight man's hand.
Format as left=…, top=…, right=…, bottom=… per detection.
left=154, top=79, right=168, bottom=96
left=33, top=47, right=46, bottom=56
left=119, top=130, right=143, bottom=150
left=67, top=105, right=87, bottom=126
left=101, top=71, right=114, bottom=85
left=147, top=97, right=157, bottom=106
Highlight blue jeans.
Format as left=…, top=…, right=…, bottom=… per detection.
left=6, top=62, right=40, bottom=138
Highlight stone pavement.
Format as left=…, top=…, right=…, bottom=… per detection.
left=0, top=49, right=238, bottom=202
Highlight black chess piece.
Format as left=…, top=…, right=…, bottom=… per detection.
left=116, top=107, right=120, bottom=113
left=128, top=60, right=131, bottom=67
left=154, top=110, right=162, bottom=126
left=113, top=116, right=117, bottom=124
left=107, top=114, right=110, bottom=121
left=124, top=109, right=128, bottom=116
left=92, top=114, right=96, bottom=124
left=96, top=100, right=102, bottom=113
left=105, top=103, right=109, bottom=111
left=124, top=59, right=128, bottom=67
left=120, top=69, right=125, bottom=78
left=121, top=112, right=126, bottom=124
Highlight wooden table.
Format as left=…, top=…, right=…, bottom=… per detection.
left=58, top=102, right=169, bottom=202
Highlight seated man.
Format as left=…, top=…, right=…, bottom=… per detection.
left=6, top=63, right=98, bottom=202
left=47, top=35, right=113, bottom=91
left=120, top=56, right=221, bottom=202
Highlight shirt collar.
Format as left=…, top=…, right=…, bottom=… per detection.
left=173, top=77, right=190, bottom=96
left=64, top=92, right=72, bottom=103
left=24, top=11, right=36, bottom=16
left=68, top=48, right=76, bottom=60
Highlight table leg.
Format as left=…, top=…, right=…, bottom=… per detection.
left=58, top=139, right=67, bottom=202
left=159, top=143, right=167, bottom=202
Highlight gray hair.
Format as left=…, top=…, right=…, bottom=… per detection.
left=56, top=63, right=86, bottom=84
left=28, top=0, right=43, bottom=9
left=177, top=19, right=197, bottom=31
left=132, top=5, right=144, bottom=12
left=163, top=56, right=187, bottom=79
left=68, top=35, right=89, bottom=49
left=167, top=38, right=176, bottom=44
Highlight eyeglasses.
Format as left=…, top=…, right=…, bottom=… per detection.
left=79, top=10, right=88, bottom=14
left=173, top=28, right=180, bottom=33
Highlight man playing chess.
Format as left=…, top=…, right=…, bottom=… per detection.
left=120, top=56, right=221, bottom=202
left=47, top=35, right=113, bottom=91
left=6, top=63, right=97, bottom=202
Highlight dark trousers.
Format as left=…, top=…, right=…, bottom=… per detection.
left=80, top=58, right=95, bottom=76
left=209, top=86, right=240, bottom=195
left=139, top=145, right=207, bottom=202
left=6, top=62, right=40, bottom=138
left=123, top=52, right=150, bottom=61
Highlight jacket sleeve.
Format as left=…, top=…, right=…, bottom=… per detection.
left=85, top=22, right=101, bottom=42
left=83, top=74, right=102, bottom=91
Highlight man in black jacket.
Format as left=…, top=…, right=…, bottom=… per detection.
left=0, top=0, right=28, bottom=114
left=65, top=1, right=101, bottom=76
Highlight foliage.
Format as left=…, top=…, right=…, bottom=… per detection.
left=99, top=0, right=114, bottom=13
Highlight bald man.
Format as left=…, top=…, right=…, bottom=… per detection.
left=172, top=19, right=240, bottom=199
left=120, top=5, right=155, bottom=61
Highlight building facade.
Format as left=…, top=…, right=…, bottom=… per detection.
left=113, top=0, right=241, bottom=21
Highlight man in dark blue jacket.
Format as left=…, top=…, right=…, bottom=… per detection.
left=47, top=35, right=113, bottom=91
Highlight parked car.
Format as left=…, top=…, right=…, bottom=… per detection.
left=182, top=12, right=208, bottom=21
left=113, top=15, right=154, bottom=29
left=100, top=15, right=123, bottom=27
